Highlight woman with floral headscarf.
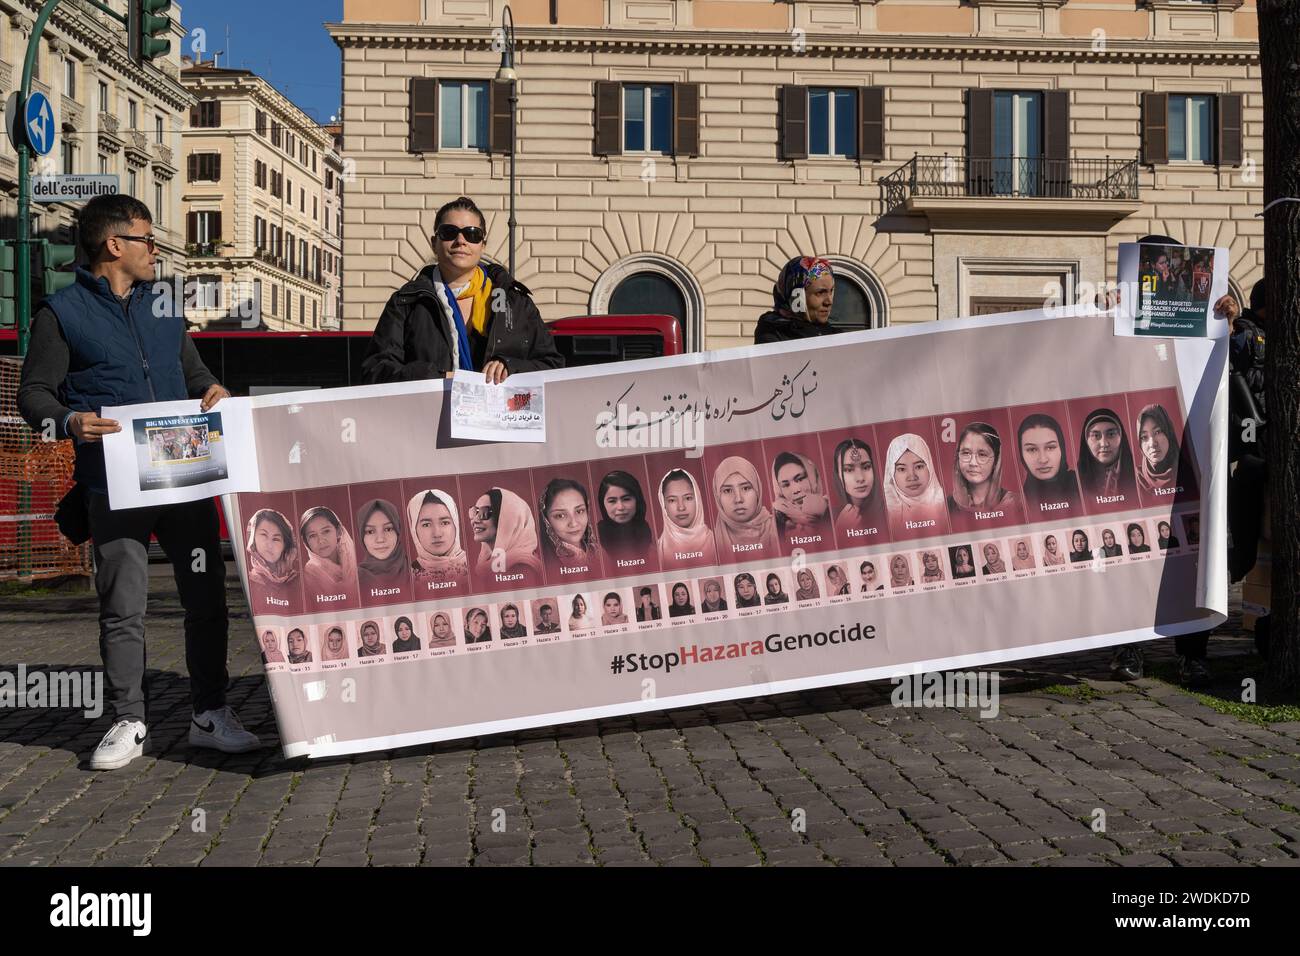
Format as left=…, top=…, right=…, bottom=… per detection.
left=407, top=489, right=469, bottom=589
left=712, top=456, right=781, bottom=556
left=754, top=256, right=840, bottom=343
left=882, top=434, right=947, bottom=537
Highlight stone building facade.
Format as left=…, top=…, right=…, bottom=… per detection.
left=0, top=0, right=190, bottom=284
left=329, top=0, right=1262, bottom=350
left=180, top=62, right=337, bottom=330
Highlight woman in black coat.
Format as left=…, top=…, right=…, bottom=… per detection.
left=362, top=196, right=563, bottom=384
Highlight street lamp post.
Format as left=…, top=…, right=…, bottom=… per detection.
left=495, top=5, right=517, bottom=278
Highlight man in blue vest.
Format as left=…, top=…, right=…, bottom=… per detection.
left=18, top=195, right=260, bottom=770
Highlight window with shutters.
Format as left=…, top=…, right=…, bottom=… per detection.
left=326, top=169, right=335, bottom=190
left=129, top=99, right=139, bottom=130
left=808, top=88, right=857, bottom=158
left=193, top=210, right=221, bottom=244
left=190, top=153, right=221, bottom=182
left=271, top=284, right=278, bottom=317
left=64, top=57, right=77, bottom=99
left=155, top=115, right=164, bottom=143
left=255, top=216, right=266, bottom=251
left=192, top=100, right=220, bottom=128
left=154, top=182, right=164, bottom=226
left=440, top=80, right=490, bottom=150
left=127, top=169, right=137, bottom=196
left=623, top=84, right=672, bottom=154
left=256, top=110, right=268, bottom=137
left=194, top=275, right=222, bottom=311
left=271, top=121, right=282, bottom=148
left=1168, top=95, right=1214, bottom=163
left=98, top=80, right=109, bottom=113
left=992, top=91, right=1043, bottom=196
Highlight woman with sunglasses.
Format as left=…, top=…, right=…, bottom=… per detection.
left=362, top=196, right=563, bottom=384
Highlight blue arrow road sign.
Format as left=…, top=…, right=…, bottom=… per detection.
left=24, top=91, right=55, bottom=156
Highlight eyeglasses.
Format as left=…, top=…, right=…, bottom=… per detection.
left=469, top=506, right=495, bottom=521
left=113, top=234, right=157, bottom=251
left=958, top=449, right=994, bottom=464
left=435, top=224, right=486, bottom=244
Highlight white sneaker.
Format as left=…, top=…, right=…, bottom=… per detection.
left=90, top=719, right=147, bottom=771
left=189, top=706, right=261, bottom=754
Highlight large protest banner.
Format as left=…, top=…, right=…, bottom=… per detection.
left=188, top=308, right=1226, bottom=758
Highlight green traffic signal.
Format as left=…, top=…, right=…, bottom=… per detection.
left=40, top=240, right=77, bottom=297
left=0, top=243, right=15, bottom=329
left=129, top=0, right=173, bottom=65
left=142, top=0, right=173, bottom=61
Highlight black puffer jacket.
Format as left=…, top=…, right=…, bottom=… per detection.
left=753, top=310, right=844, bottom=345
left=361, top=261, right=563, bottom=384
left=1228, top=310, right=1266, bottom=462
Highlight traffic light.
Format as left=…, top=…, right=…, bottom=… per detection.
left=129, top=0, right=173, bottom=65
left=40, top=241, right=77, bottom=297
left=0, top=242, right=14, bottom=329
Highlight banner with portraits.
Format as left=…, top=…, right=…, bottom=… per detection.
left=222, top=308, right=1228, bottom=758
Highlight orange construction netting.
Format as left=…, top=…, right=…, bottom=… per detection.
left=0, top=356, right=92, bottom=581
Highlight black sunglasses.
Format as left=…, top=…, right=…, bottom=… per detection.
left=434, top=223, right=486, bottom=244
left=112, top=234, right=157, bottom=251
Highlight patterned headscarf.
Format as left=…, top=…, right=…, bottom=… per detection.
left=773, top=256, right=835, bottom=319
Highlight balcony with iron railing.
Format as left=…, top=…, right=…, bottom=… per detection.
left=879, top=154, right=1142, bottom=229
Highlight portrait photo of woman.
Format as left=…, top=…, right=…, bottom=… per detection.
left=1017, top=413, right=1082, bottom=514
left=355, top=499, right=410, bottom=596
left=668, top=582, right=696, bottom=618
left=357, top=620, right=387, bottom=657
left=469, top=487, right=543, bottom=581
left=499, top=603, right=528, bottom=639
left=1042, top=534, right=1067, bottom=567
left=824, top=564, right=851, bottom=596
left=244, top=508, right=300, bottom=611
left=883, top=433, right=947, bottom=537
left=464, top=607, right=493, bottom=643
left=1135, top=404, right=1186, bottom=496
left=1069, top=530, right=1093, bottom=563
left=1157, top=520, right=1180, bottom=550
left=391, top=616, right=421, bottom=653
left=980, top=542, right=1007, bottom=576
left=1077, top=407, right=1138, bottom=505
left=601, top=592, right=629, bottom=626
left=948, top=422, right=1017, bottom=520
left=597, top=470, right=656, bottom=567
left=794, top=568, right=820, bottom=602
left=407, top=488, right=469, bottom=591
left=712, top=455, right=780, bottom=557
left=539, top=477, right=602, bottom=573
left=919, top=550, right=945, bottom=584
left=860, top=560, right=885, bottom=591
left=655, top=467, right=718, bottom=568
left=299, top=506, right=358, bottom=605
left=427, top=612, right=458, bottom=648
left=734, top=573, right=762, bottom=608
left=771, top=451, right=832, bottom=546
left=1010, top=538, right=1036, bottom=571
left=700, top=579, right=728, bottom=614
left=1127, top=522, right=1152, bottom=555
left=286, top=627, right=311, bottom=664
left=888, top=553, right=914, bottom=589
left=568, top=594, right=595, bottom=631
left=949, top=546, right=977, bottom=579
left=320, top=625, right=350, bottom=662
left=1100, top=528, right=1124, bottom=558
left=259, top=629, right=285, bottom=665
left=763, top=572, right=790, bottom=605
left=830, top=437, right=887, bottom=539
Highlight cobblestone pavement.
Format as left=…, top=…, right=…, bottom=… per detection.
left=0, top=567, right=1297, bottom=867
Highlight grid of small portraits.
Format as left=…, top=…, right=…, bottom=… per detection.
left=239, top=387, right=1199, bottom=626
left=253, top=508, right=1201, bottom=670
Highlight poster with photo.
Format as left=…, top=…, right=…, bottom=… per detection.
left=1116, top=242, right=1230, bottom=339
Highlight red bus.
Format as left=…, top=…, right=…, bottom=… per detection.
left=2, top=313, right=683, bottom=392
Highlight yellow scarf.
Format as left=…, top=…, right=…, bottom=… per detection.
left=453, top=267, right=494, bottom=336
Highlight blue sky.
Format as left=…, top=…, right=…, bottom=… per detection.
left=179, top=0, right=343, bottom=124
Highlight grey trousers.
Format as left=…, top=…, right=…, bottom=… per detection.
left=87, top=491, right=230, bottom=722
